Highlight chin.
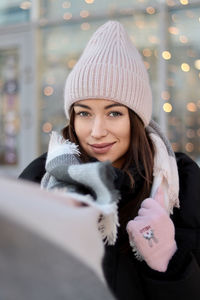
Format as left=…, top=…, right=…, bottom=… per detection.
left=93, top=155, right=113, bottom=163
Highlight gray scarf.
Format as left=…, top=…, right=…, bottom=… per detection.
left=41, top=120, right=179, bottom=246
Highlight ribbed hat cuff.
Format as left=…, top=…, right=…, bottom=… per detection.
left=64, top=63, right=152, bottom=126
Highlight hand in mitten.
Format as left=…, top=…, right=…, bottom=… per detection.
left=126, top=187, right=177, bottom=272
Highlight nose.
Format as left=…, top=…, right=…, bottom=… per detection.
left=91, top=116, right=107, bottom=139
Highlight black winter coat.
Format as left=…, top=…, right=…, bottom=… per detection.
left=19, top=152, right=200, bottom=300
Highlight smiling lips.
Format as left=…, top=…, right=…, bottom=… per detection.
left=89, top=142, right=116, bottom=154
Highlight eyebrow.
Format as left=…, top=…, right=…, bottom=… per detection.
left=74, top=103, right=125, bottom=110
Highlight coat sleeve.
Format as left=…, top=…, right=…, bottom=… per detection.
left=18, top=153, right=47, bottom=183
left=140, top=152, right=200, bottom=300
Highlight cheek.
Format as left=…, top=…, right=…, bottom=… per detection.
left=120, top=119, right=131, bottom=143
left=112, top=120, right=130, bottom=154
left=74, top=119, right=89, bottom=143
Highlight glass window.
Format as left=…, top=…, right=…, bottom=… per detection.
left=39, top=0, right=160, bottom=20
left=167, top=5, right=200, bottom=163
left=0, top=0, right=31, bottom=25
left=0, top=48, right=20, bottom=165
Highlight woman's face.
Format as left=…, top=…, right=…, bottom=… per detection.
left=74, top=99, right=131, bottom=168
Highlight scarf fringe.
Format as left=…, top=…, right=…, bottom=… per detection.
left=58, top=191, right=119, bottom=245
left=150, top=132, right=179, bottom=214
left=98, top=202, right=119, bottom=245
left=46, top=131, right=80, bottom=164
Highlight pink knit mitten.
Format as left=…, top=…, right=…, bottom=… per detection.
left=126, top=187, right=177, bottom=272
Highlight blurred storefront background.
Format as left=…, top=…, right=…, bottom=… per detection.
left=0, top=0, right=199, bottom=177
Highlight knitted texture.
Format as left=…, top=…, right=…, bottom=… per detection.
left=148, top=120, right=179, bottom=214
left=64, top=21, right=152, bottom=126
left=41, top=132, right=120, bottom=245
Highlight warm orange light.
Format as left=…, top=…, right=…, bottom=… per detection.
left=44, top=86, right=54, bottom=96
left=63, top=12, right=72, bottom=20
left=143, top=48, right=152, bottom=57
left=162, top=51, right=171, bottom=60
left=42, top=122, right=53, bottom=133
left=20, top=1, right=31, bottom=10
left=85, top=0, right=94, bottom=3
left=163, top=103, right=172, bottom=112
left=194, top=59, right=200, bottom=70
left=81, top=23, right=90, bottom=30
left=181, top=63, right=190, bottom=72
left=186, top=102, right=197, bottom=112
left=146, top=7, right=155, bottom=14
left=168, top=27, right=179, bottom=35
left=185, top=143, right=194, bottom=152
left=166, top=0, right=176, bottom=6
left=80, top=10, right=90, bottom=18
left=179, top=0, right=189, bottom=5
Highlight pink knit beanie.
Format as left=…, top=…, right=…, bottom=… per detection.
left=64, top=21, right=152, bottom=126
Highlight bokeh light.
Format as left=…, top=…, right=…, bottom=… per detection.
left=194, top=59, right=200, bottom=70
left=185, top=143, right=194, bottom=152
left=20, top=1, right=32, bottom=10
left=163, top=103, right=172, bottom=112
left=168, top=26, right=179, bottom=35
left=179, top=0, right=189, bottom=5
left=81, top=22, right=91, bottom=30
left=162, top=51, right=171, bottom=60
left=80, top=10, right=90, bottom=18
left=181, top=63, right=190, bottom=72
left=143, top=48, right=152, bottom=57
left=146, top=7, right=155, bottom=15
left=85, top=0, right=94, bottom=4
left=63, top=12, right=72, bottom=20
left=42, top=122, right=53, bottom=133
left=186, top=102, right=197, bottom=112
left=44, top=86, right=54, bottom=96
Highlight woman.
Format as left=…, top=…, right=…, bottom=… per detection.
left=19, top=21, right=200, bottom=300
